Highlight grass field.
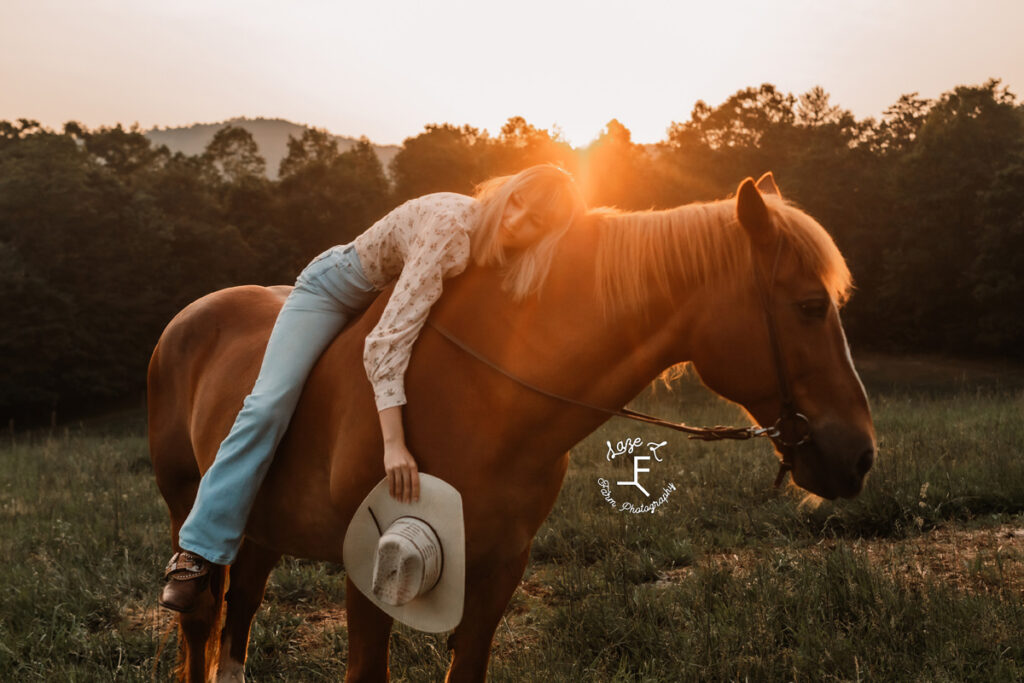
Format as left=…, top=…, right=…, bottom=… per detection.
left=1, top=354, right=1023, bottom=681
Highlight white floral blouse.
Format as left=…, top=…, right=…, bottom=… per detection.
left=352, top=192, right=480, bottom=411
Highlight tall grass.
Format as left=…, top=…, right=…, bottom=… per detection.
left=0, top=359, right=1022, bottom=680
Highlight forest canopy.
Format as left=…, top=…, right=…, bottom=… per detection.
left=2, top=79, right=1022, bottom=414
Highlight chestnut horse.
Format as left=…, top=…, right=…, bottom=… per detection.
left=148, top=174, right=875, bottom=681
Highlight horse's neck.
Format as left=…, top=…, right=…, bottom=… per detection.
left=430, top=213, right=717, bottom=433
left=520, top=227, right=696, bottom=411
left=405, top=225, right=707, bottom=473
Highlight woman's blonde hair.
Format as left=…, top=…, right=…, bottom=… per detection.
left=472, top=164, right=585, bottom=299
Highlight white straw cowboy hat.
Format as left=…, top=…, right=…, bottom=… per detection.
left=343, top=473, right=465, bottom=633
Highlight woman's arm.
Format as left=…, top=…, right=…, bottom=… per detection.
left=378, top=405, right=419, bottom=503
left=361, top=200, right=472, bottom=502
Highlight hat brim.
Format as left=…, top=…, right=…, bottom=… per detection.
left=343, top=474, right=465, bottom=633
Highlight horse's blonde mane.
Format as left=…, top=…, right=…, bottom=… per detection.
left=592, top=195, right=852, bottom=314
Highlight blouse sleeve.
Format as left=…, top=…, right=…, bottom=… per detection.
left=362, top=212, right=471, bottom=411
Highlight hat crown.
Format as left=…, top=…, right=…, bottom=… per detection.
left=343, top=474, right=465, bottom=633
left=371, top=516, right=443, bottom=606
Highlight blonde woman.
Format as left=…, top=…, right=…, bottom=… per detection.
left=160, top=164, right=585, bottom=612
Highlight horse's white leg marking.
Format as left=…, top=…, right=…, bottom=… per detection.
left=215, top=633, right=245, bottom=683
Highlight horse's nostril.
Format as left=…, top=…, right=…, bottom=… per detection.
left=855, top=448, right=874, bottom=477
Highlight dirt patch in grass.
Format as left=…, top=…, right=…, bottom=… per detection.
left=844, top=525, right=1024, bottom=594
left=657, top=524, right=1024, bottom=595
left=124, top=602, right=347, bottom=635
left=124, top=524, right=1024, bottom=651
left=291, top=606, right=348, bottom=650
left=515, top=575, right=557, bottom=605
left=124, top=604, right=176, bottom=633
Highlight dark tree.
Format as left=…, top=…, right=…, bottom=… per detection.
left=971, top=151, right=1024, bottom=354
left=276, top=136, right=390, bottom=272
left=879, top=80, right=1023, bottom=351
left=491, top=116, right=577, bottom=175
left=204, top=125, right=267, bottom=184
left=389, top=124, right=491, bottom=201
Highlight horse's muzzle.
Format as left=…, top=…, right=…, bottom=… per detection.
left=786, top=423, right=875, bottom=500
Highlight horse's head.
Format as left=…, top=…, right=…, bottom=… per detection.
left=687, top=174, right=875, bottom=499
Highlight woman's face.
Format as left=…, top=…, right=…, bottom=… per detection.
left=499, top=192, right=548, bottom=251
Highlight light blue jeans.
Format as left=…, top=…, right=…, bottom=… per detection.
left=178, top=244, right=379, bottom=565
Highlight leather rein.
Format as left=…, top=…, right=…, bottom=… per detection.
left=425, top=234, right=811, bottom=488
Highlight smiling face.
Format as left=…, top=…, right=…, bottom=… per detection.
left=499, top=192, right=548, bottom=251
left=471, top=164, right=585, bottom=299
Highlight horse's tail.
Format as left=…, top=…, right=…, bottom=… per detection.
left=146, top=294, right=224, bottom=681
left=147, top=300, right=205, bottom=507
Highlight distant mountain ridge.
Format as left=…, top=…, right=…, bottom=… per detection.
left=144, top=117, right=400, bottom=179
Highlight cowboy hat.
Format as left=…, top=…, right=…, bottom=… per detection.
left=343, top=474, right=465, bottom=633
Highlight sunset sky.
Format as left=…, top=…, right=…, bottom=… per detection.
left=3, top=0, right=1022, bottom=147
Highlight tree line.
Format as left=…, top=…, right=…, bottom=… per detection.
left=1, top=79, right=1022, bottom=415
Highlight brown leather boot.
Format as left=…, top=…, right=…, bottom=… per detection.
left=159, top=551, right=212, bottom=613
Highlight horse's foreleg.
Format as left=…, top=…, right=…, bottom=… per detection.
left=215, top=540, right=281, bottom=682
left=344, top=576, right=394, bottom=682
left=444, top=547, right=531, bottom=683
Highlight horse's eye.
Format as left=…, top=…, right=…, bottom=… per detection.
left=798, top=299, right=830, bottom=320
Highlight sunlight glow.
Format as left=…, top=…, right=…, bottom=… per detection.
left=2, top=1, right=1022, bottom=146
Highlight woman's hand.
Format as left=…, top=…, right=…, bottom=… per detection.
left=378, top=406, right=420, bottom=503
left=384, top=440, right=420, bottom=503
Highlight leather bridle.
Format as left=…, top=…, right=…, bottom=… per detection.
left=750, top=234, right=812, bottom=485
left=425, top=232, right=812, bottom=488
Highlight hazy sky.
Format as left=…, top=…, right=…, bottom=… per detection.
left=3, top=0, right=1022, bottom=147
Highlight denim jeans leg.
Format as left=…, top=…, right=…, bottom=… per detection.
left=178, top=248, right=376, bottom=565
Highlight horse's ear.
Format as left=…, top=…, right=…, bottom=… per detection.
left=736, top=177, right=776, bottom=246
left=755, top=172, right=782, bottom=198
